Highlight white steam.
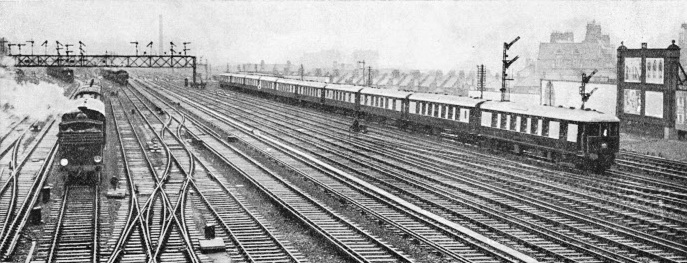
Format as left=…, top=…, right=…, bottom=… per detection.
left=0, top=59, right=74, bottom=126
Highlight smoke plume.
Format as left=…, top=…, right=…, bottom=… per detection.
left=0, top=58, right=74, bottom=126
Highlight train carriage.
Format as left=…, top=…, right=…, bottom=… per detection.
left=324, top=84, right=363, bottom=111
left=244, top=75, right=262, bottom=92
left=274, top=79, right=302, bottom=99
left=257, top=76, right=279, bottom=95
left=227, top=73, right=248, bottom=90
left=407, top=93, right=484, bottom=134
left=478, top=101, right=619, bottom=170
left=359, top=88, right=412, bottom=121
left=295, top=81, right=327, bottom=104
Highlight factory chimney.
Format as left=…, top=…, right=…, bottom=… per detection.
left=159, top=15, right=163, bottom=54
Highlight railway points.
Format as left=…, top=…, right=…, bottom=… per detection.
left=0, top=67, right=684, bottom=263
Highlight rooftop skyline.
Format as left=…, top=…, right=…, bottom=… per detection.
left=2, top=1, right=686, bottom=71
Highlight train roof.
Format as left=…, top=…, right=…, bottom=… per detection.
left=360, top=88, right=413, bottom=99
left=258, top=76, right=280, bottom=82
left=64, top=98, right=106, bottom=116
left=480, top=101, right=619, bottom=122
left=276, top=78, right=328, bottom=88
left=409, top=93, right=485, bottom=107
left=74, top=86, right=102, bottom=98
left=325, top=84, right=364, bottom=93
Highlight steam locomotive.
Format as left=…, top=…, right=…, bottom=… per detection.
left=58, top=81, right=106, bottom=181
left=102, top=69, right=129, bottom=86
left=46, top=67, right=74, bottom=83
left=219, top=73, right=620, bottom=171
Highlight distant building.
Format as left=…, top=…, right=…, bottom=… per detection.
left=536, top=21, right=616, bottom=82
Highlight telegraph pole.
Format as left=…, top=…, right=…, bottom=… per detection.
left=477, top=65, right=486, bottom=99
left=501, top=36, right=520, bottom=102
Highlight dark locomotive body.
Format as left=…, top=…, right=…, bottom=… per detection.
left=102, top=69, right=129, bottom=86
left=58, top=84, right=106, bottom=181
left=219, top=73, right=620, bottom=172
left=46, top=67, right=75, bottom=83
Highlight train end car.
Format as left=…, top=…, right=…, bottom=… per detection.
left=478, top=101, right=619, bottom=171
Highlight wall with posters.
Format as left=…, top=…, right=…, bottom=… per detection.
left=617, top=42, right=681, bottom=139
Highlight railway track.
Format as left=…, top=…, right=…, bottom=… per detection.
left=0, top=120, right=60, bottom=260
left=135, top=79, right=535, bottom=263
left=106, top=92, right=156, bottom=263
left=154, top=81, right=687, bottom=263
left=616, top=150, right=687, bottom=183
left=118, top=84, right=200, bottom=263
left=201, top=83, right=687, bottom=214
left=44, top=185, right=99, bottom=263
left=126, top=83, right=306, bottom=262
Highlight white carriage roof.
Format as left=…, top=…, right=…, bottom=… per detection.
left=360, top=88, right=412, bottom=99
left=409, top=93, right=485, bottom=107
left=480, top=101, right=619, bottom=122
left=326, top=84, right=364, bottom=93
left=64, top=98, right=106, bottom=116
left=258, top=76, right=280, bottom=82
left=276, top=78, right=327, bottom=87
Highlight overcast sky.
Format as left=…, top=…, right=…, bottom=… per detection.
left=2, top=1, right=686, bottom=71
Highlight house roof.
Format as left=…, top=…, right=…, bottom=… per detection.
left=441, top=76, right=459, bottom=88
left=420, top=75, right=436, bottom=87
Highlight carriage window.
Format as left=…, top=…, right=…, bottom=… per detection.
left=538, top=119, right=544, bottom=136
left=529, top=118, right=537, bottom=134
left=388, top=98, right=393, bottom=110
left=496, top=114, right=502, bottom=129
left=443, top=105, right=449, bottom=119
left=548, top=121, right=560, bottom=139
left=601, top=123, right=610, bottom=137
left=505, top=115, right=511, bottom=130
left=460, top=109, right=470, bottom=123
left=452, top=107, right=457, bottom=120
left=437, top=104, right=442, bottom=118
left=481, top=111, right=493, bottom=127
left=515, top=116, right=522, bottom=132
left=587, top=124, right=600, bottom=136
left=410, top=101, right=417, bottom=114
left=567, top=123, right=578, bottom=142
left=610, top=123, right=618, bottom=136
